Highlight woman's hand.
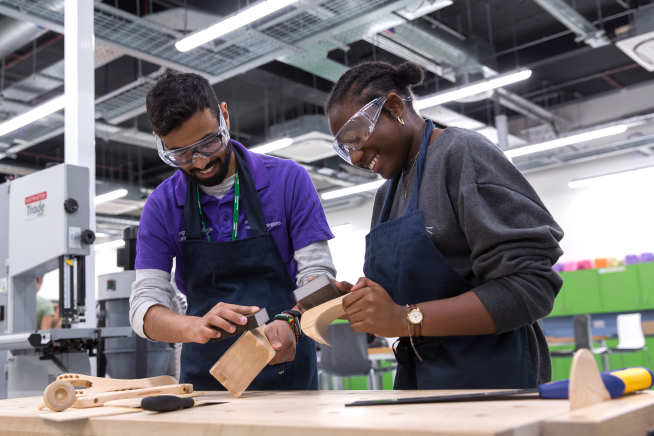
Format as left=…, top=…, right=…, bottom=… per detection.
left=342, top=277, right=405, bottom=337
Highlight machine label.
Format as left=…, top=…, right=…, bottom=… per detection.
left=24, top=191, right=47, bottom=220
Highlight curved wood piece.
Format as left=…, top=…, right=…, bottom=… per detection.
left=569, top=348, right=611, bottom=411
left=300, top=295, right=346, bottom=346
left=42, top=373, right=180, bottom=412
left=72, top=384, right=193, bottom=409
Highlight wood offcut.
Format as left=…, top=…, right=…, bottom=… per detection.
left=300, top=295, right=346, bottom=346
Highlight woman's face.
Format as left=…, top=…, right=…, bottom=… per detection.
left=327, top=93, right=411, bottom=180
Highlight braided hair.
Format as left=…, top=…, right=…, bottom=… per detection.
left=325, top=61, right=424, bottom=111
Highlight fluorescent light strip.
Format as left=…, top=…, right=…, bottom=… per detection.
left=568, top=165, right=654, bottom=189
left=414, top=69, right=532, bottom=110
left=0, top=95, right=65, bottom=137
left=175, top=0, right=299, bottom=52
left=505, top=125, right=630, bottom=159
left=250, top=137, right=293, bottom=154
left=321, top=180, right=385, bottom=200
left=95, top=188, right=128, bottom=205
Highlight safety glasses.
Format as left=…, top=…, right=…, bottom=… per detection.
left=155, top=110, right=230, bottom=167
left=332, top=96, right=386, bottom=165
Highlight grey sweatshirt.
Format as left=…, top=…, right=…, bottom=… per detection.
left=371, top=126, right=564, bottom=384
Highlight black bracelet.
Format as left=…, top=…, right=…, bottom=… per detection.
left=283, top=309, right=302, bottom=322
left=275, top=312, right=301, bottom=340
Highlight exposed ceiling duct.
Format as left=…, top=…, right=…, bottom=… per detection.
left=616, top=7, right=654, bottom=71
left=532, top=0, right=611, bottom=48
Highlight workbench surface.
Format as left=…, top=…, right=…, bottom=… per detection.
left=2, top=389, right=654, bottom=436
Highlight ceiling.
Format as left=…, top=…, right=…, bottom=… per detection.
left=0, top=0, right=654, bottom=237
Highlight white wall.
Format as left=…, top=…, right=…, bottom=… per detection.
left=324, top=151, right=654, bottom=277
left=524, top=153, right=654, bottom=262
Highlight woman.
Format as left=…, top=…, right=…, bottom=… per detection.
left=326, top=61, right=564, bottom=389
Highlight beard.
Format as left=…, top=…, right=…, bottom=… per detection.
left=185, top=142, right=234, bottom=187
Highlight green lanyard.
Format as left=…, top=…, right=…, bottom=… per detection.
left=196, top=171, right=240, bottom=242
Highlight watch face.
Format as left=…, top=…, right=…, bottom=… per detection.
left=408, top=309, right=423, bottom=324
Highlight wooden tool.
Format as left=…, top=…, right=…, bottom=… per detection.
left=209, top=325, right=275, bottom=397
left=300, top=295, right=346, bottom=346
left=210, top=308, right=269, bottom=342
left=293, top=275, right=342, bottom=310
left=41, top=373, right=190, bottom=412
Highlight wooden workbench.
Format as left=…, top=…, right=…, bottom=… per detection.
left=1, top=389, right=654, bottom=436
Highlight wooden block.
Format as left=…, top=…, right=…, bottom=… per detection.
left=293, top=275, right=342, bottom=310
left=210, top=308, right=269, bottom=342
left=569, top=349, right=611, bottom=411
left=209, top=325, right=275, bottom=397
left=300, top=295, right=346, bottom=346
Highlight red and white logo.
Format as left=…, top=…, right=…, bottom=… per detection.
left=25, top=191, right=47, bottom=219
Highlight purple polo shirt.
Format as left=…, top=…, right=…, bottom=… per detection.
left=135, top=141, right=334, bottom=293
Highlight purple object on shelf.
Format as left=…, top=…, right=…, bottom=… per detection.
left=625, top=255, right=640, bottom=265
left=562, top=261, right=578, bottom=272
left=640, top=252, right=654, bottom=263
left=553, top=263, right=564, bottom=273
left=577, top=260, right=593, bottom=270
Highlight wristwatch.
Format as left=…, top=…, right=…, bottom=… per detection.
left=406, top=304, right=423, bottom=337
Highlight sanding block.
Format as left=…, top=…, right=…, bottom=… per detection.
left=210, top=308, right=269, bottom=342
left=293, top=275, right=342, bottom=310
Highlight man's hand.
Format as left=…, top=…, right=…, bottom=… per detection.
left=264, top=320, right=296, bottom=365
left=183, top=302, right=259, bottom=344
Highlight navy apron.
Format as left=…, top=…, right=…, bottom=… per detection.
left=180, top=146, right=318, bottom=391
left=363, top=120, right=536, bottom=390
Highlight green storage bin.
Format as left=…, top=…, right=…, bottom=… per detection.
left=598, top=266, right=641, bottom=312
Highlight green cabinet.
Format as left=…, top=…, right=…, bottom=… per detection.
left=549, top=263, right=654, bottom=317
left=561, top=270, right=603, bottom=315
left=598, top=266, right=641, bottom=312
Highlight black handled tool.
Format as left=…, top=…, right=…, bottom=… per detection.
left=141, top=395, right=225, bottom=412
left=210, top=308, right=269, bottom=342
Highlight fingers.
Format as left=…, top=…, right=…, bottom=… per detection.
left=342, top=287, right=369, bottom=309
left=206, top=314, right=237, bottom=334
left=332, top=280, right=353, bottom=293
left=351, top=277, right=373, bottom=291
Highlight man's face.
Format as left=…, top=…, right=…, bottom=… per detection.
left=160, top=107, right=233, bottom=186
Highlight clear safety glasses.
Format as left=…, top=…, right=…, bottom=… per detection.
left=155, top=110, right=230, bottom=167
left=332, top=96, right=386, bottom=165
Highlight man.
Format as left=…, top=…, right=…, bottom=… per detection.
left=130, top=72, right=336, bottom=390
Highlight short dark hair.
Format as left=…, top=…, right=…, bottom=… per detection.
left=325, top=61, right=424, bottom=111
left=145, top=72, right=219, bottom=136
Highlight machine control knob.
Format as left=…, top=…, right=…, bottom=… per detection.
left=64, top=198, right=78, bottom=214
left=81, top=229, right=96, bottom=245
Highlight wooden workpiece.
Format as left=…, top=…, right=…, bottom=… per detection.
left=209, top=325, right=275, bottom=397
left=2, top=388, right=654, bottom=435
left=300, top=295, right=346, bottom=346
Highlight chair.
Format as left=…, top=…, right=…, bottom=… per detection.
left=550, top=315, right=609, bottom=372
left=317, top=323, right=395, bottom=390
left=608, top=313, right=651, bottom=369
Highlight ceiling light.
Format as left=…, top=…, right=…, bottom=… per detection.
left=0, top=95, right=65, bottom=137
left=175, top=0, right=299, bottom=52
left=505, top=125, right=630, bottom=159
left=568, top=165, right=654, bottom=189
left=250, top=137, right=293, bottom=154
left=95, top=188, right=128, bottom=205
left=321, top=180, right=385, bottom=200
left=414, top=69, right=532, bottom=110
left=95, top=240, right=125, bottom=251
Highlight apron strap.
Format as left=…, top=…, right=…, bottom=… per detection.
left=378, top=119, right=434, bottom=224
left=233, top=145, right=268, bottom=236
left=184, top=176, right=204, bottom=241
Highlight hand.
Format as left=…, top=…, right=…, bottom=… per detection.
left=342, top=277, right=405, bottom=337
left=183, top=302, right=259, bottom=344
left=265, top=320, right=296, bottom=365
left=332, top=279, right=353, bottom=294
